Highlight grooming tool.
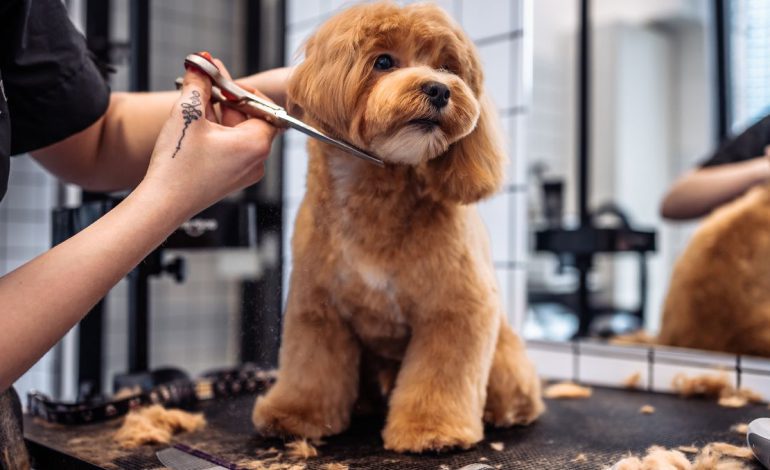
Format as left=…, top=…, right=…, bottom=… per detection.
left=178, top=52, right=384, bottom=167
left=748, top=418, right=770, bottom=468
left=156, top=445, right=229, bottom=470
left=27, top=366, right=275, bottom=425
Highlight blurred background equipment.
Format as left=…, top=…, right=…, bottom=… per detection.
left=530, top=0, right=657, bottom=339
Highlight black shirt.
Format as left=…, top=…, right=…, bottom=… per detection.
left=701, top=114, right=770, bottom=168
left=0, top=0, right=110, bottom=201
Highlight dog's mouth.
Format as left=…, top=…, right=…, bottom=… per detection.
left=407, top=117, right=441, bottom=131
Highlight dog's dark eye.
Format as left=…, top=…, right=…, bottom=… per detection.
left=374, top=54, right=395, bottom=70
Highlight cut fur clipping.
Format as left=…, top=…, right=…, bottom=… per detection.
left=639, top=405, right=656, bottom=415
left=489, top=441, right=505, bottom=451
left=572, top=453, right=588, bottom=463
left=624, top=372, right=642, bottom=389
left=607, top=443, right=755, bottom=470
left=678, top=446, right=699, bottom=454
left=321, top=464, right=349, bottom=470
left=706, top=443, right=754, bottom=460
left=236, top=441, right=322, bottom=469
left=543, top=382, right=592, bottom=399
left=718, top=396, right=749, bottom=408
left=113, top=405, right=205, bottom=448
left=731, top=423, right=749, bottom=435
left=236, top=461, right=306, bottom=470
left=610, top=330, right=657, bottom=346
left=236, top=447, right=306, bottom=470
left=285, top=440, right=319, bottom=459
left=611, top=446, right=690, bottom=470
left=671, top=373, right=763, bottom=408
left=672, top=373, right=731, bottom=398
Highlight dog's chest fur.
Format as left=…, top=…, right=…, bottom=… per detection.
left=302, top=150, right=470, bottom=360
left=332, top=247, right=411, bottom=360
left=319, top=158, right=450, bottom=360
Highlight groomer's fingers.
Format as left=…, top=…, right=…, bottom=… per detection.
left=232, top=118, right=278, bottom=159
left=237, top=82, right=275, bottom=104
left=212, top=58, right=248, bottom=127
left=190, top=52, right=219, bottom=122
left=178, top=64, right=212, bottom=120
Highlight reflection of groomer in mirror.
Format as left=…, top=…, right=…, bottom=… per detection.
left=661, top=115, right=770, bottom=220
left=657, top=107, right=770, bottom=356
left=0, top=0, right=289, bottom=467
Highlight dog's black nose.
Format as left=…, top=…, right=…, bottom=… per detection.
left=421, top=81, right=450, bottom=108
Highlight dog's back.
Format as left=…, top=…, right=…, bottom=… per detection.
left=659, top=184, right=770, bottom=355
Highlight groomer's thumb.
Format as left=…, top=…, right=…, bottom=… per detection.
left=175, top=63, right=212, bottom=120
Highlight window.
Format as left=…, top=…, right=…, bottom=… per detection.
left=728, top=0, right=770, bottom=134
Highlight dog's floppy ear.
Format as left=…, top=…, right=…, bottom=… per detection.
left=426, top=94, right=506, bottom=204
left=286, top=12, right=361, bottom=133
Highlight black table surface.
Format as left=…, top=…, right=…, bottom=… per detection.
left=24, top=386, right=767, bottom=469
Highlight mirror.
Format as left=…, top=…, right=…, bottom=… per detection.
left=522, top=0, right=770, bottom=358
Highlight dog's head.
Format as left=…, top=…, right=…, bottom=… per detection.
left=289, top=1, right=505, bottom=203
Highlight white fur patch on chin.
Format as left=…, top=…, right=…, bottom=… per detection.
left=371, top=126, right=448, bottom=165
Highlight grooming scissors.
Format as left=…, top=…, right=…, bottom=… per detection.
left=178, top=53, right=384, bottom=167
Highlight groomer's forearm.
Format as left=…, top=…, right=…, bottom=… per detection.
left=31, top=91, right=177, bottom=191
left=660, top=158, right=770, bottom=220
left=0, top=183, right=188, bottom=391
left=31, top=67, right=292, bottom=192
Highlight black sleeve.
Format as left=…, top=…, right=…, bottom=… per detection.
left=700, top=114, right=770, bottom=168
left=1, top=0, right=110, bottom=155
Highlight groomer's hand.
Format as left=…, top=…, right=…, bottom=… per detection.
left=139, top=58, right=277, bottom=219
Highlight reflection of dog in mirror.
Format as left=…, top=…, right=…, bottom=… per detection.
left=660, top=175, right=770, bottom=356
left=251, top=2, right=543, bottom=453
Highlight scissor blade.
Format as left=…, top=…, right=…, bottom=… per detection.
left=279, top=114, right=385, bottom=167
left=179, top=53, right=385, bottom=167
left=232, top=101, right=383, bottom=166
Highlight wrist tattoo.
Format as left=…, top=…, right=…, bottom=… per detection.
left=171, top=90, right=203, bottom=158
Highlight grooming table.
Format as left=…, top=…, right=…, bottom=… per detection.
left=25, top=386, right=766, bottom=469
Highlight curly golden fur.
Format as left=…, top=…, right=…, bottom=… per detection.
left=659, top=183, right=770, bottom=356
left=251, top=1, right=544, bottom=453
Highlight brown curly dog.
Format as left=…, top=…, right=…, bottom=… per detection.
left=252, top=2, right=544, bottom=452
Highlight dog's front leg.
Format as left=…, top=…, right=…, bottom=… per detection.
left=484, top=320, right=545, bottom=427
left=252, top=290, right=360, bottom=440
left=382, top=304, right=498, bottom=453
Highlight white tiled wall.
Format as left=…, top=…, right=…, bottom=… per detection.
left=282, top=0, right=532, bottom=328
left=741, top=357, right=770, bottom=402
left=0, top=157, right=55, bottom=274
left=527, top=339, right=770, bottom=397
left=104, top=252, right=241, bottom=389
left=102, top=0, right=247, bottom=391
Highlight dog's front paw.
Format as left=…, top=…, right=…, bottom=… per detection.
left=252, top=392, right=349, bottom=440
left=382, top=415, right=482, bottom=453
left=484, top=387, right=544, bottom=427
left=484, top=355, right=545, bottom=427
